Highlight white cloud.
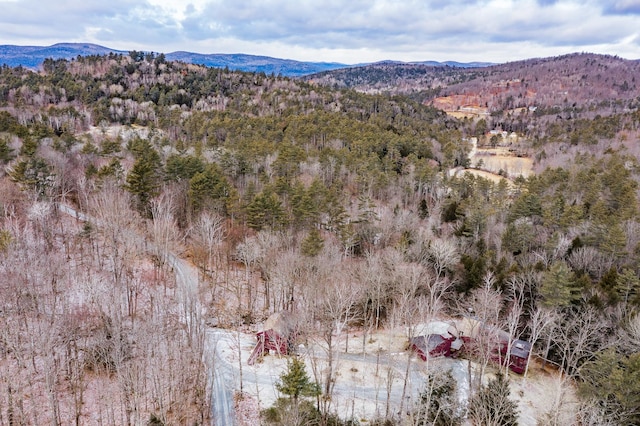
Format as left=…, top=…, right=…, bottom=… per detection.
left=1, top=0, right=639, bottom=63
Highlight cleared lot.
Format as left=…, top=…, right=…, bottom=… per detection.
left=214, top=321, right=576, bottom=425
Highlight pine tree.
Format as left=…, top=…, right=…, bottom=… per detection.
left=276, top=357, right=320, bottom=405
left=616, top=268, right=640, bottom=306
left=126, top=153, right=160, bottom=215
left=7, top=157, right=53, bottom=198
left=301, top=229, right=324, bottom=257
left=0, top=229, right=11, bottom=252
left=290, top=183, right=319, bottom=230
left=0, top=136, right=14, bottom=163
left=468, top=372, right=518, bottom=426
left=246, top=190, right=286, bottom=231
left=416, top=370, right=461, bottom=426
left=540, top=261, right=580, bottom=309
left=580, top=349, right=640, bottom=425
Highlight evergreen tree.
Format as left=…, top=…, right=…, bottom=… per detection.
left=616, top=268, right=640, bottom=307
left=290, top=183, right=319, bottom=230
left=540, top=261, right=580, bottom=309
left=0, top=229, right=11, bottom=252
left=187, top=164, right=230, bottom=215
left=7, top=156, right=53, bottom=198
left=580, top=349, right=640, bottom=425
left=246, top=190, right=286, bottom=230
left=125, top=147, right=161, bottom=215
left=276, top=356, right=320, bottom=405
left=96, top=158, right=124, bottom=182
left=415, top=370, right=461, bottom=426
left=600, top=222, right=627, bottom=260
left=20, top=136, right=39, bottom=157
left=0, top=136, right=14, bottom=163
left=468, top=372, right=518, bottom=426
left=301, top=228, right=324, bottom=257
left=165, top=154, right=205, bottom=181
left=508, top=191, right=542, bottom=222
left=501, top=219, right=535, bottom=255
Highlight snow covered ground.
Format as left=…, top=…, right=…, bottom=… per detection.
left=211, top=320, right=577, bottom=424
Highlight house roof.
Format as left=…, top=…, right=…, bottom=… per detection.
left=410, top=333, right=453, bottom=352
left=510, top=339, right=532, bottom=358
left=412, top=321, right=458, bottom=337
left=262, top=311, right=295, bottom=336
left=451, top=337, right=464, bottom=351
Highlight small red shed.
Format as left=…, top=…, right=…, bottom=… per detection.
left=508, top=339, right=532, bottom=374
left=248, top=311, right=296, bottom=365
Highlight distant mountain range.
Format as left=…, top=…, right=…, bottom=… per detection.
left=164, top=51, right=346, bottom=77
left=0, top=43, right=493, bottom=76
left=368, top=59, right=493, bottom=68
left=0, top=43, right=124, bottom=68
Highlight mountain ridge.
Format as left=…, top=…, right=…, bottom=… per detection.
left=0, top=42, right=493, bottom=76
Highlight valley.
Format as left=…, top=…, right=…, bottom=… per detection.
left=1, top=50, right=640, bottom=426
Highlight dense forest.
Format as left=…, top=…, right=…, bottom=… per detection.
left=1, top=51, right=640, bottom=425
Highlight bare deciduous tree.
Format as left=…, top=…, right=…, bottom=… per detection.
left=190, top=210, right=226, bottom=293
left=462, top=272, right=503, bottom=392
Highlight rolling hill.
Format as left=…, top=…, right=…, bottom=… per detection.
left=0, top=43, right=124, bottom=68
left=0, top=42, right=347, bottom=76
left=305, top=53, right=640, bottom=120
left=0, top=42, right=492, bottom=77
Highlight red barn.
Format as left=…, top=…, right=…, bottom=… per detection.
left=410, top=320, right=531, bottom=375
left=248, top=311, right=296, bottom=365
left=410, top=333, right=464, bottom=360
left=508, top=339, right=532, bottom=374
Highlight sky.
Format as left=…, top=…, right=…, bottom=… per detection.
left=1, top=0, right=639, bottom=64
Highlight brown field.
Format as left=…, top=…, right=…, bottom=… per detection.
left=470, top=148, right=534, bottom=179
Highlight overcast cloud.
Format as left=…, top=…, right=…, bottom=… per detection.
left=0, top=0, right=639, bottom=63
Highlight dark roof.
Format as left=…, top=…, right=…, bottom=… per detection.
left=510, top=339, right=531, bottom=358
left=410, top=335, right=428, bottom=351
left=427, top=334, right=448, bottom=351
left=410, top=334, right=453, bottom=352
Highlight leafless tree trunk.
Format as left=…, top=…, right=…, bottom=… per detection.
left=190, top=210, right=225, bottom=296
left=553, top=307, right=607, bottom=377
left=235, top=235, right=264, bottom=318
left=502, top=273, right=531, bottom=376
left=150, top=191, right=180, bottom=269
left=462, top=272, right=503, bottom=392
left=525, top=307, right=558, bottom=379
left=315, top=273, right=360, bottom=415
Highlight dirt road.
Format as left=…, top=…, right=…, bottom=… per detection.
left=58, top=203, right=236, bottom=426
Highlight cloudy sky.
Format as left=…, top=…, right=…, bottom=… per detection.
left=1, top=0, right=639, bottom=64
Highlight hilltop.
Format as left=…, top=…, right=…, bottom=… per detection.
left=0, top=42, right=492, bottom=77
left=0, top=42, right=348, bottom=76
left=306, top=52, right=640, bottom=144
left=306, top=53, right=640, bottom=111
left=0, top=42, right=124, bottom=68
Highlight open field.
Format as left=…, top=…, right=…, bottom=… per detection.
left=470, top=147, right=534, bottom=179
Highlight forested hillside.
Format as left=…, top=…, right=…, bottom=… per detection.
left=0, top=43, right=348, bottom=77
left=307, top=53, right=640, bottom=134
left=1, top=52, right=640, bottom=425
left=304, top=62, right=478, bottom=99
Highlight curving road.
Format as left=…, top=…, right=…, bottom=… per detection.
left=168, top=253, right=235, bottom=426
left=58, top=203, right=235, bottom=426
left=60, top=202, right=459, bottom=423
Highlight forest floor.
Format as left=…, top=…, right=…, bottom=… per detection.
left=56, top=201, right=574, bottom=425
left=214, top=320, right=577, bottom=425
